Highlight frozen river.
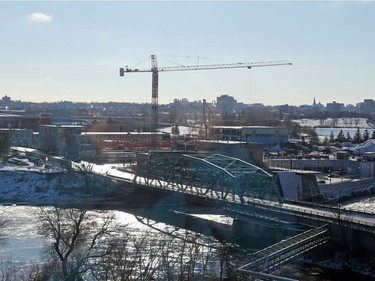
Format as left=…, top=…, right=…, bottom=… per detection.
left=0, top=205, right=180, bottom=262
left=0, top=205, right=44, bottom=262
left=1, top=198, right=374, bottom=280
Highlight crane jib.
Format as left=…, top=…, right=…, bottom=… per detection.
left=119, top=56, right=292, bottom=150
left=120, top=61, right=291, bottom=74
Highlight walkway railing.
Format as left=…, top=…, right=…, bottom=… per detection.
left=237, top=224, right=330, bottom=280
left=132, top=174, right=375, bottom=234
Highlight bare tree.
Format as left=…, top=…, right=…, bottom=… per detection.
left=158, top=236, right=183, bottom=281
left=174, top=232, right=210, bottom=281
left=0, top=258, right=56, bottom=281
left=354, top=118, right=360, bottom=127
left=156, top=231, right=219, bottom=281
left=21, top=261, right=56, bottom=281
left=36, top=207, right=236, bottom=281
left=94, top=230, right=169, bottom=281
left=38, top=207, right=116, bottom=281
left=75, top=161, right=95, bottom=190
left=217, top=241, right=237, bottom=281
left=331, top=118, right=338, bottom=127
left=0, top=259, right=18, bottom=281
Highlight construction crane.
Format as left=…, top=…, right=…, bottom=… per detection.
left=119, top=55, right=292, bottom=149
left=203, top=99, right=214, bottom=140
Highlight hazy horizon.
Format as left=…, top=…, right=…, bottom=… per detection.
left=1, top=1, right=375, bottom=106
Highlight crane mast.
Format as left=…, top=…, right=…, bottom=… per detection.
left=120, top=55, right=292, bottom=150
left=203, top=99, right=213, bottom=140
left=151, top=55, right=159, bottom=148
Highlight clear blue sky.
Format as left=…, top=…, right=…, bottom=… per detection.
left=1, top=1, right=374, bottom=106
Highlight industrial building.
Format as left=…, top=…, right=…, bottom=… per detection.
left=38, top=125, right=85, bottom=157
left=211, top=126, right=288, bottom=148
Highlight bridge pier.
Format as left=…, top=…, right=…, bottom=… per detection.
left=329, top=223, right=375, bottom=257
left=232, top=218, right=293, bottom=249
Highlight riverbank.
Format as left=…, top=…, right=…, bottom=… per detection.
left=1, top=161, right=375, bottom=280
left=0, top=163, right=121, bottom=206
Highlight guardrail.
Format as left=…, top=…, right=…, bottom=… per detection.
left=238, top=225, right=329, bottom=279
left=286, top=199, right=375, bottom=216
left=247, top=200, right=375, bottom=234
left=131, top=174, right=375, bottom=233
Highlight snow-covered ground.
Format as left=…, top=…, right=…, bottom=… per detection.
left=159, top=125, right=200, bottom=136
left=1, top=157, right=375, bottom=278
left=2, top=153, right=375, bottom=210
left=293, top=118, right=372, bottom=128
left=352, top=139, right=375, bottom=155
left=0, top=155, right=138, bottom=205
left=0, top=169, right=85, bottom=205
left=343, top=196, right=375, bottom=214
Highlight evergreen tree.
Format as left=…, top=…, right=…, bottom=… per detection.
left=363, top=129, right=370, bottom=141
left=309, top=129, right=319, bottom=144
left=0, top=136, right=10, bottom=161
left=335, top=129, right=345, bottom=142
left=329, top=131, right=335, bottom=143
left=310, top=134, right=320, bottom=144
left=346, top=132, right=352, bottom=142
left=372, top=129, right=375, bottom=139
left=353, top=128, right=363, bottom=143
left=323, top=136, right=329, bottom=146
left=171, top=123, right=180, bottom=136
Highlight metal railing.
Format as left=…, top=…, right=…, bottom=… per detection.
left=131, top=174, right=375, bottom=233
left=238, top=224, right=330, bottom=277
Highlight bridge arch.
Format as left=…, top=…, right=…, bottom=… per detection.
left=134, top=153, right=282, bottom=203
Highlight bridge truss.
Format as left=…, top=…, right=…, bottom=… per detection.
left=238, top=224, right=330, bottom=280
left=134, top=153, right=282, bottom=204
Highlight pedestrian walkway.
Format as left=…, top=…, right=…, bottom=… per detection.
left=238, top=224, right=329, bottom=280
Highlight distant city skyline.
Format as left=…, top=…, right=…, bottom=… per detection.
left=1, top=1, right=374, bottom=106
left=2, top=93, right=373, bottom=111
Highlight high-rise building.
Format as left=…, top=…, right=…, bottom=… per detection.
left=0, top=95, right=11, bottom=107
left=326, top=101, right=345, bottom=112
left=216, top=94, right=236, bottom=116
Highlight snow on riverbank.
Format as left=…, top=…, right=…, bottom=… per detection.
left=0, top=168, right=85, bottom=205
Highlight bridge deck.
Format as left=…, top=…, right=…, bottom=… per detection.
left=238, top=224, right=329, bottom=277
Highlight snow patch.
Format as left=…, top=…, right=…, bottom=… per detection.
left=352, top=139, right=375, bottom=155
left=0, top=170, right=86, bottom=205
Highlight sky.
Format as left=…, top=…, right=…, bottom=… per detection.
left=0, top=1, right=375, bottom=106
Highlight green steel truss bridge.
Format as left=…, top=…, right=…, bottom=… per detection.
left=131, top=154, right=333, bottom=280
left=134, top=153, right=283, bottom=204
left=123, top=153, right=375, bottom=236
left=131, top=153, right=374, bottom=234
left=111, top=153, right=374, bottom=280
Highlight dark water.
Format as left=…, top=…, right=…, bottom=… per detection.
left=0, top=205, right=373, bottom=280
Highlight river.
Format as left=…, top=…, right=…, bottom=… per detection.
left=0, top=205, right=153, bottom=262
left=0, top=205, right=226, bottom=260
left=0, top=204, right=233, bottom=280
left=315, top=127, right=375, bottom=138
left=0, top=202, right=374, bottom=280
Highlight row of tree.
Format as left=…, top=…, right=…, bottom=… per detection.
left=0, top=207, right=241, bottom=281
left=326, top=128, right=375, bottom=144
